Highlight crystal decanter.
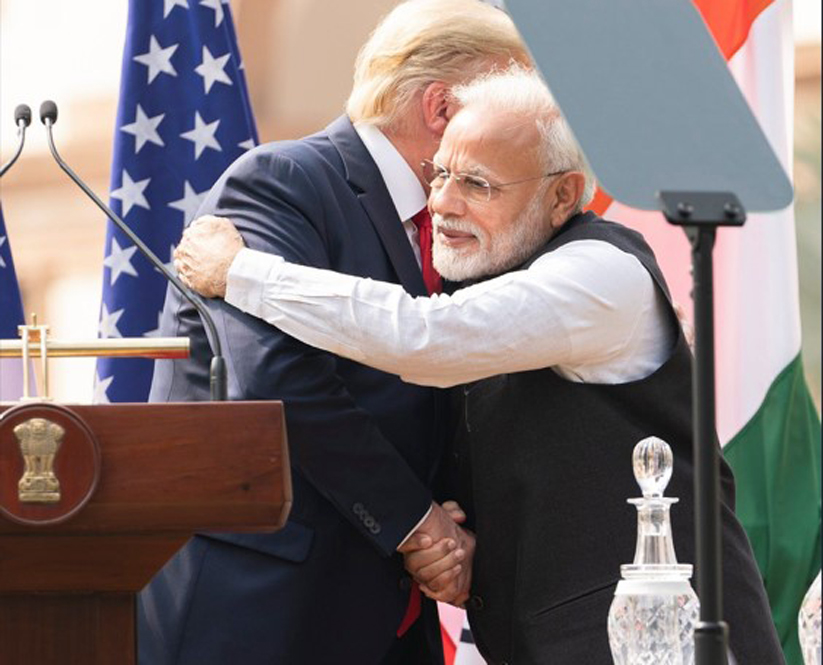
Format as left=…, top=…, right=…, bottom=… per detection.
left=799, top=570, right=822, bottom=665
left=607, top=436, right=700, bottom=665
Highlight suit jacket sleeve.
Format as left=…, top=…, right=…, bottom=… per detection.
left=200, top=146, right=432, bottom=555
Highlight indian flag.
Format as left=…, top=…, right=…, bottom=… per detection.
left=600, top=0, right=821, bottom=662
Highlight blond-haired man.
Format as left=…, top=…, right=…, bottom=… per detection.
left=140, top=2, right=526, bottom=664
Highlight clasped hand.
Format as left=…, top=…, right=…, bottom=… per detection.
left=398, top=501, right=475, bottom=607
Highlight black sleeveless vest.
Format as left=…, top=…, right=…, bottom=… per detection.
left=454, top=212, right=781, bottom=665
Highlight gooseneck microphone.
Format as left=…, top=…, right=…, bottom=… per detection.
left=40, top=100, right=228, bottom=401
left=0, top=104, right=33, bottom=178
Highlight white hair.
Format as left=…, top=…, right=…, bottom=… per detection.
left=451, top=66, right=596, bottom=213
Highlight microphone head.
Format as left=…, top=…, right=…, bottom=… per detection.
left=40, top=100, right=58, bottom=125
left=14, top=104, right=32, bottom=128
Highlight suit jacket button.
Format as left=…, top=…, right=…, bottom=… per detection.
left=399, top=576, right=412, bottom=591
left=364, top=516, right=375, bottom=529
left=468, top=595, right=484, bottom=610
left=370, top=523, right=382, bottom=535
left=353, top=503, right=364, bottom=516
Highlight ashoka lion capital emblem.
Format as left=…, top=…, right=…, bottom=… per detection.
left=15, top=417, right=65, bottom=503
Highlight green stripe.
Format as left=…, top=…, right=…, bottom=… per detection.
left=724, top=354, right=822, bottom=665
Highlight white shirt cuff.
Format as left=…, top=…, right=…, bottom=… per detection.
left=226, top=248, right=283, bottom=316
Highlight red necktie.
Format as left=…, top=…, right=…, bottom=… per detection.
left=396, top=580, right=422, bottom=637
left=397, top=211, right=441, bottom=638
left=412, top=208, right=442, bottom=295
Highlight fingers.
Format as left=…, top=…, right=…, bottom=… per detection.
left=174, top=257, right=188, bottom=283
left=412, top=548, right=466, bottom=591
left=397, top=532, right=432, bottom=554
left=173, top=255, right=191, bottom=282
left=418, top=576, right=470, bottom=606
left=172, top=253, right=221, bottom=298
left=403, top=537, right=455, bottom=568
left=170, top=215, right=241, bottom=299
left=189, top=215, right=217, bottom=228
left=179, top=216, right=243, bottom=250
left=407, top=532, right=474, bottom=605
left=419, top=582, right=464, bottom=604
left=173, top=254, right=197, bottom=289
left=187, top=215, right=244, bottom=243
left=188, top=214, right=229, bottom=231
left=442, top=500, right=466, bottom=524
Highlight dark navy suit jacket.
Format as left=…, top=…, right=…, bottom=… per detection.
left=139, top=116, right=450, bottom=664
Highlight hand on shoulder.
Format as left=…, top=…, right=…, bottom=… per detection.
left=174, top=215, right=245, bottom=298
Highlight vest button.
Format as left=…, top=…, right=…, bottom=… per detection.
left=468, top=595, right=484, bottom=610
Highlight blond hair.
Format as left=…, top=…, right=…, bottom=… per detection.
left=346, top=0, right=526, bottom=128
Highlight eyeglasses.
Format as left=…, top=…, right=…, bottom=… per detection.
left=421, top=159, right=567, bottom=204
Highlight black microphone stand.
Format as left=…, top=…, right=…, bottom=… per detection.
left=0, top=105, right=32, bottom=178
left=660, top=191, right=746, bottom=664
left=39, top=100, right=227, bottom=401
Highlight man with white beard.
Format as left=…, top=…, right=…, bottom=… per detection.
left=175, top=68, right=783, bottom=664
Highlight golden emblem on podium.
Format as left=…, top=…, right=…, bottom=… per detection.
left=15, top=417, right=66, bottom=504
left=0, top=316, right=187, bottom=527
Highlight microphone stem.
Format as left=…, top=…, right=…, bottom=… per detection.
left=0, top=123, right=27, bottom=178
left=44, top=121, right=227, bottom=401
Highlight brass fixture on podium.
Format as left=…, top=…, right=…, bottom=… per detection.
left=0, top=319, right=292, bottom=665
left=0, top=315, right=190, bottom=401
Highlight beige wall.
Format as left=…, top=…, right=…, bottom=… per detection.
left=235, top=0, right=398, bottom=140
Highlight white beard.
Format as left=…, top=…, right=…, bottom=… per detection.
left=432, top=194, right=552, bottom=281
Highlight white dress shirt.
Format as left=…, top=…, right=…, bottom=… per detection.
left=354, top=122, right=427, bottom=268
left=224, top=239, right=675, bottom=388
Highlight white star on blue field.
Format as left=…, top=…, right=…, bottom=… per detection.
left=97, top=0, right=258, bottom=403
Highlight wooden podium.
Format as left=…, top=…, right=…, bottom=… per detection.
left=0, top=400, right=291, bottom=665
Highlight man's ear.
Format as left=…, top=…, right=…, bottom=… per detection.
left=548, top=172, right=586, bottom=228
left=421, top=82, right=453, bottom=137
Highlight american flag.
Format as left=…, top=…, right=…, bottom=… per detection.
left=0, top=205, right=26, bottom=401
left=95, top=0, right=257, bottom=403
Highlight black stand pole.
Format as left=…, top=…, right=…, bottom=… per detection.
left=660, top=191, right=746, bottom=665
left=687, top=224, right=729, bottom=665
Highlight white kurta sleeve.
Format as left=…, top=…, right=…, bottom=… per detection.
left=224, top=240, right=668, bottom=387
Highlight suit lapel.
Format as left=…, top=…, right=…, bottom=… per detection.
left=327, top=116, right=428, bottom=297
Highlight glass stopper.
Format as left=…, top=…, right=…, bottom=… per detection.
left=632, top=436, right=673, bottom=498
